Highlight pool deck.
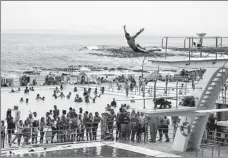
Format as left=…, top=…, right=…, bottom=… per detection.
left=1, top=140, right=227, bottom=157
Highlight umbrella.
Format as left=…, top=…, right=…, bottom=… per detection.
left=79, top=67, right=91, bottom=72
left=5, top=74, right=19, bottom=79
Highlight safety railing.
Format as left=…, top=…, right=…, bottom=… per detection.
left=196, top=129, right=228, bottom=157
left=161, top=36, right=228, bottom=60
left=1, top=122, right=175, bottom=149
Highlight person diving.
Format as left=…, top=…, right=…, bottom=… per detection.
left=123, top=25, right=161, bottom=55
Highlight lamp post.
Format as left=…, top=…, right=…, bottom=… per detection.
left=142, top=56, right=146, bottom=109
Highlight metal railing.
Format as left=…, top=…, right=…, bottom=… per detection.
left=161, top=36, right=228, bottom=60
left=1, top=122, right=175, bottom=149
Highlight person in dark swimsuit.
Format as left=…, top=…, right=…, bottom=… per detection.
left=123, top=25, right=161, bottom=54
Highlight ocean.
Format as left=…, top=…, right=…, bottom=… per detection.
left=1, top=33, right=227, bottom=74
left=0, top=33, right=175, bottom=73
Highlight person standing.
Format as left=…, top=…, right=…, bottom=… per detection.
left=163, top=116, right=170, bottom=142
left=1, top=121, right=6, bottom=148
left=7, top=117, right=15, bottom=147
left=158, top=116, right=164, bottom=142
left=148, top=115, right=160, bottom=142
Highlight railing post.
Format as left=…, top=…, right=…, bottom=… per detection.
left=165, top=37, right=168, bottom=59
left=176, top=81, right=178, bottom=108
left=216, top=37, right=218, bottom=61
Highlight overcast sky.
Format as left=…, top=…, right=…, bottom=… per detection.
left=2, top=1, right=228, bottom=36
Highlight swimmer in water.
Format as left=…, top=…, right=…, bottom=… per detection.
left=20, top=97, right=24, bottom=102
left=123, top=25, right=161, bottom=55
left=58, top=92, right=65, bottom=98
left=66, top=92, right=71, bottom=99
left=24, top=87, right=29, bottom=93
left=26, top=98, right=29, bottom=104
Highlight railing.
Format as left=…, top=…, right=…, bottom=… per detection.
left=161, top=36, right=228, bottom=60
left=196, top=129, right=228, bottom=157
left=1, top=122, right=175, bottom=149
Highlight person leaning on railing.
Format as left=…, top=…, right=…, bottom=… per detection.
left=7, top=117, right=15, bottom=147
left=39, top=117, right=46, bottom=144
left=1, top=120, right=6, bottom=148
left=92, top=112, right=101, bottom=140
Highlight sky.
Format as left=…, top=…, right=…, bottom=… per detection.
left=1, top=1, right=228, bottom=36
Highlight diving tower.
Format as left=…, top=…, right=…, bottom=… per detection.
left=142, top=35, right=228, bottom=152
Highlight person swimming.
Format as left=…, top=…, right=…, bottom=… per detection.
left=73, top=87, right=77, bottom=92
left=58, top=92, right=65, bottom=98
left=123, top=25, right=161, bottom=54
left=26, top=98, right=29, bottom=104
left=24, top=87, right=29, bottom=93
left=52, top=92, right=58, bottom=99
left=60, top=85, right=63, bottom=91
left=66, top=92, right=71, bottom=99
left=20, top=97, right=24, bottom=102
left=36, top=94, right=45, bottom=100
left=29, top=87, right=34, bottom=91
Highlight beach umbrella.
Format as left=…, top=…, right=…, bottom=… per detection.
left=79, top=67, right=91, bottom=72
left=5, top=74, right=19, bottom=79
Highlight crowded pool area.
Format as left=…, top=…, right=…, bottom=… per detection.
left=1, top=84, right=157, bottom=121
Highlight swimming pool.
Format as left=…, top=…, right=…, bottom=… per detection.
left=1, top=85, right=154, bottom=121
left=3, top=142, right=179, bottom=157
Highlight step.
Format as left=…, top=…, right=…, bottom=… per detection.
left=212, top=79, right=221, bottom=82
left=205, top=91, right=213, bottom=95
left=207, top=87, right=215, bottom=91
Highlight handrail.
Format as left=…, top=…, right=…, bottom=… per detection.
left=161, top=36, right=228, bottom=61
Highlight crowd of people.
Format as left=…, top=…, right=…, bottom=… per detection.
left=1, top=86, right=174, bottom=148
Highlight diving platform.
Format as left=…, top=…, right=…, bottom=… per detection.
left=138, top=107, right=197, bottom=116
left=149, top=58, right=228, bottom=69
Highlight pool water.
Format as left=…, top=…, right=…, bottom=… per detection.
left=1, top=85, right=154, bottom=121
left=20, top=146, right=152, bottom=157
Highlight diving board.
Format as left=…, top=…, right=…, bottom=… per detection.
left=115, top=95, right=191, bottom=101
left=149, top=58, right=228, bottom=69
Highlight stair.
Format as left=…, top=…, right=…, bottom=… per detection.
left=187, top=67, right=228, bottom=150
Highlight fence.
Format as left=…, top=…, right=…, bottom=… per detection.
left=196, top=129, right=228, bottom=157
left=1, top=121, right=175, bottom=149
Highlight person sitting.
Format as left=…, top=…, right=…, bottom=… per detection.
left=73, top=87, right=77, bottom=92
left=58, top=92, right=65, bottom=98
left=66, top=92, right=71, bottom=99
left=20, top=97, right=24, bottom=102
left=24, top=87, right=29, bottom=93
left=123, top=25, right=161, bottom=54
left=130, top=97, right=135, bottom=103
left=10, top=89, right=16, bottom=93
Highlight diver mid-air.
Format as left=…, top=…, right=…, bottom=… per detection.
left=123, top=25, right=161, bottom=54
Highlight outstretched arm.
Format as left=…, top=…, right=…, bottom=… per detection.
left=133, top=28, right=144, bottom=39
left=123, top=25, right=128, bottom=34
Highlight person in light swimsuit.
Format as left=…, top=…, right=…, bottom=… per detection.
left=123, top=25, right=161, bottom=54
